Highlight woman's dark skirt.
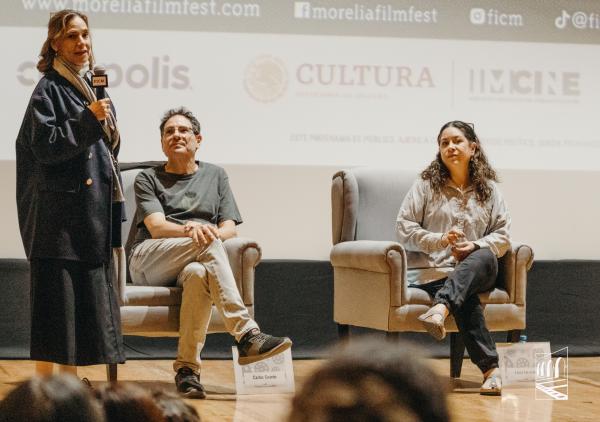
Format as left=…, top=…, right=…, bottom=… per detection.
left=29, top=258, right=126, bottom=366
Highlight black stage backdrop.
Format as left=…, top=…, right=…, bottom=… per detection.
left=1, top=259, right=599, bottom=360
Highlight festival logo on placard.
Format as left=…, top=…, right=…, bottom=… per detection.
left=535, top=347, right=568, bottom=400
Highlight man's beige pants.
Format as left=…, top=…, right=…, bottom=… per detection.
left=129, top=237, right=258, bottom=373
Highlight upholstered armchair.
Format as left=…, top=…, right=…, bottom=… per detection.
left=330, top=167, right=534, bottom=377
left=107, top=162, right=261, bottom=381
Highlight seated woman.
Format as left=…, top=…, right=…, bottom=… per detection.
left=396, top=120, right=510, bottom=396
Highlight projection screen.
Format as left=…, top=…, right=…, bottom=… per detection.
left=2, top=0, right=599, bottom=171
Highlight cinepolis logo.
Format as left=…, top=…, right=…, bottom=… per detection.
left=16, top=56, right=190, bottom=89
left=243, top=56, right=289, bottom=103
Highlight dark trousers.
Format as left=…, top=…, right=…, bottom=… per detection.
left=418, top=248, right=499, bottom=373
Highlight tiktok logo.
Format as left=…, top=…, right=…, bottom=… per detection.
left=555, top=10, right=570, bottom=29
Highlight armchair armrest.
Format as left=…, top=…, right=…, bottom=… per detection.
left=330, top=240, right=407, bottom=306
left=223, top=237, right=262, bottom=305
left=499, top=242, right=534, bottom=305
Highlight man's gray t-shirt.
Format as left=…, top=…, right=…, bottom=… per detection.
left=130, top=162, right=242, bottom=252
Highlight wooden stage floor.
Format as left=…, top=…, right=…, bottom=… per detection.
left=1, top=357, right=598, bottom=421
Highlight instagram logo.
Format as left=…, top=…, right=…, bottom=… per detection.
left=470, top=8, right=486, bottom=25
left=469, top=8, right=523, bottom=26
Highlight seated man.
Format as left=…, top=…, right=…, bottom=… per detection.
left=128, top=107, right=292, bottom=399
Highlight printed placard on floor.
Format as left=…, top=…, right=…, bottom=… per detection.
left=497, top=342, right=551, bottom=385
left=231, top=347, right=295, bottom=395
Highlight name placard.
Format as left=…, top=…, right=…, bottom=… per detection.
left=231, top=347, right=295, bottom=395
left=497, top=342, right=551, bottom=385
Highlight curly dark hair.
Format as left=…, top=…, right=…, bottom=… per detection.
left=421, top=120, right=498, bottom=203
left=37, top=9, right=94, bottom=73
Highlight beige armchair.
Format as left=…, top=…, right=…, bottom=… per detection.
left=330, top=168, right=533, bottom=377
left=107, top=162, right=261, bottom=381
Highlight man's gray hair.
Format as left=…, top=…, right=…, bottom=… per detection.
left=159, top=107, right=201, bottom=136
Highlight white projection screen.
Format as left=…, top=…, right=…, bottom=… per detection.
left=2, top=0, right=599, bottom=170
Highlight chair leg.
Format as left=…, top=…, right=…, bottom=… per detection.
left=106, top=364, right=117, bottom=383
left=337, top=324, right=350, bottom=339
left=507, top=329, right=521, bottom=343
left=450, top=332, right=465, bottom=378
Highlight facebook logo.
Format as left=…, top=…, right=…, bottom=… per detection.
left=294, top=2, right=311, bottom=19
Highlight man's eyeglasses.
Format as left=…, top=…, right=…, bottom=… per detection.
left=164, top=126, right=194, bottom=137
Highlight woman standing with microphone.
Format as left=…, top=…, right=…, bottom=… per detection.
left=16, top=9, right=125, bottom=376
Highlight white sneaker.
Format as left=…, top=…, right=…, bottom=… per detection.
left=417, top=309, right=446, bottom=340
left=480, top=368, right=502, bottom=396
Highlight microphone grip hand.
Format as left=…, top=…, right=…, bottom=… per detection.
left=88, top=98, right=111, bottom=121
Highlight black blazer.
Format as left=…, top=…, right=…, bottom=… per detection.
left=16, top=70, right=117, bottom=263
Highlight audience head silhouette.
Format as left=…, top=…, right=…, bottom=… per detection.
left=0, top=374, right=103, bottom=422
left=288, top=337, right=449, bottom=422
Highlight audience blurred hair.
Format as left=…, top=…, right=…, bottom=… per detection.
left=0, top=374, right=104, bottom=422
left=288, top=336, right=450, bottom=422
left=0, top=374, right=205, bottom=422
left=95, top=382, right=163, bottom=422
left=152, top=389, right=201, bottom=422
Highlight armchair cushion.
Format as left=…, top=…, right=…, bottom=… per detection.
left=404, top=286, right=510, bottom=305
left=125, top=286, right=182, bottom=307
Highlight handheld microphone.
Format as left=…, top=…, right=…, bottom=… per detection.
left=91, top=66, right=108, bottom=99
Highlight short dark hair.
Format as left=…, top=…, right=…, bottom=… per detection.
left=95, top=382, right=163, bottom=422
left=289, top=337, right=449, bottom=422
left=152, top=390, right=201, bottom=422
left=159, top=107, right=201, bottom=137
left=0, top=374, right=104, bottom=422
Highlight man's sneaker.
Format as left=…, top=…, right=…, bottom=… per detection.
left=175, top=367, right=206, bottom=399
left=236, top=329, right=292, bottom=365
